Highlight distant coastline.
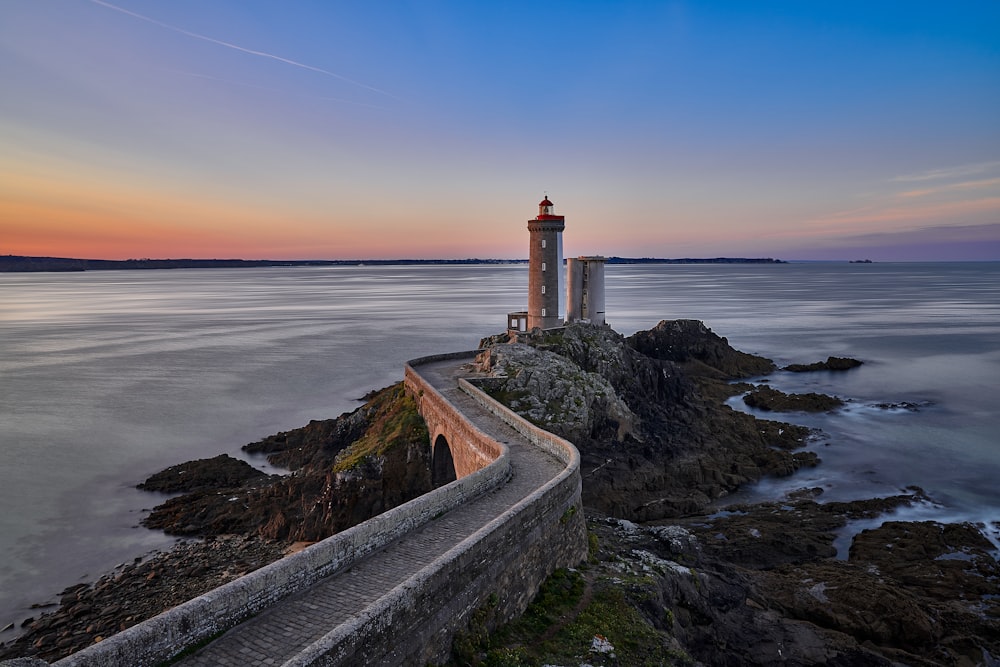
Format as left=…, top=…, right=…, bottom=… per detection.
left=0, top=255, right=785, bottom=273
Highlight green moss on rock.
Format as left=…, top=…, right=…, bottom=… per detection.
left=331, top=384, right=428, bottom=473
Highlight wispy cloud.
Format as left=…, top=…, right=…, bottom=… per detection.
left=890, top=161, right=1000, bottom=183
left=804, top=197, right=1000, bottom=232
left=89, top=0, right=396, bottom=99
left=898, top=177, right=1000, bottom=199
left=780, top=222, right=1000, bottom=261
left=805, top=163, right=1000, bottom=238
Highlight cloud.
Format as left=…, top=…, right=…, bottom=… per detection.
left=804, top=197, right=1000, bottom=231
left=802, top=166, right=1000, bottom=238
left=781, top=223, right=1000, bottom=261
left=898, top=177, right=1000, bottom=199
left=89, top=0, right=395, bottom=99
left=890, top=161, right=1000, bottom=183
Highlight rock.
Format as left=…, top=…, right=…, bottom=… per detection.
left=11, top=318, right=990, bottom=667
left=582, top=514, right=895, bottom=667
left=136, top=454, right=269, bottom=494
left=140, top=383, right=432, bottom=542
left=242, top=410, right=371, bottom=471
left=474, top=340, right=639, bottom=445
left=0, top=536, right=286, bottom=663
left=673, top=493, right=1000, bottom=665
left=872, top=400, right=928, bottom=411
left=477, top=322, right=812, bottom=521
left=784, top=356, right=863, bottom=372
left=626, top=319, right=777, bottom=378
left=743, top=385, right=844, bottom=412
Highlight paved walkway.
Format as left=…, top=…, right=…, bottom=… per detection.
left=176, top=358, right=564, bottom=666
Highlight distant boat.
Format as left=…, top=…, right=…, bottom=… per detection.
left=850, top=259, right=874, bottom=263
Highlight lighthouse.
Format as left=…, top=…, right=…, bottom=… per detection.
left=507, top=194, right=605, bottom=335
left=526, top=195, right=565, bottom=330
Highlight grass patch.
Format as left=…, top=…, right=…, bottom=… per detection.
left=453, top=567, right=685, bottom=666
left=331, top=383, right=428, bottom=473
left=542, top=587, right=673, bottom=666
left=502, top=568, right=586, bottom=641
left=560, top=505, right=578, bottom=524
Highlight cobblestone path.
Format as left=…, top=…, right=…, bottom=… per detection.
left=176, top=358, right=564, bottom=666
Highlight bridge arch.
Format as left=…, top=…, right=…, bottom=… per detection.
left=408, top=355, right=504, bottom=480
left=431, top=434, right=457, bottom=487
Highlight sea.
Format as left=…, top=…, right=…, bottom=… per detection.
left=1, top=262, right=998, bottom=635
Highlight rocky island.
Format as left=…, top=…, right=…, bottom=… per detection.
left=2, top=320, right=997, bottom=666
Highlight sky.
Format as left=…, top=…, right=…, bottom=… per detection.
left=1, top=1, right=999, bottom=261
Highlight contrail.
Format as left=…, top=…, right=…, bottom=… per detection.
left=89, top=0, right=395, bottom=99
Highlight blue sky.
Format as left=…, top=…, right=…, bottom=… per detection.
left=2, top=1, right=999, bottom=260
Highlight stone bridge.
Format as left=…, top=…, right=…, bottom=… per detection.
left=26, top=351, right=586, bottom=667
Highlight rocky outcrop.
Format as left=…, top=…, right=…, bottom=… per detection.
left=136, top=454, right=271, bottom=493
left=473, top=341, right=639, bottom=445
left=784, top=356, right=864, bottom=372
left=627, top=318, right=777, bottom=379
left=140, top=383, right=432, bottom=542
left=477, top=322, right=814, bottom=520
left=698, top=501, right=1000, bottom=666
left=460, top=501, right=999, bottom=667
left=743, top=384, right=845, bottom=412
left=0, top=537, right=284, bottom=664
left=464, top=321, right=999, bottom=666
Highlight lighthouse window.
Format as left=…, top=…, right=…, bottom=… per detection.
left=541, top=308, right=547, bottom=316
left=541, top=240, right=547, bottom=249
left=541, top=285, right=546, bottom=294
left=542, top=262, right=546, bottom=272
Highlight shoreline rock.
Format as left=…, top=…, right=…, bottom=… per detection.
left=784, top=356, right=864, bottom=372
left=478, top=321, right=817, bottom=520
left=742, top=384, right=845, bottom=412
left=0, top=536, right=286, bottom=663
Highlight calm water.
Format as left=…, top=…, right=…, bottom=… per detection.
left=1, top=262, right=998, bottom=633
